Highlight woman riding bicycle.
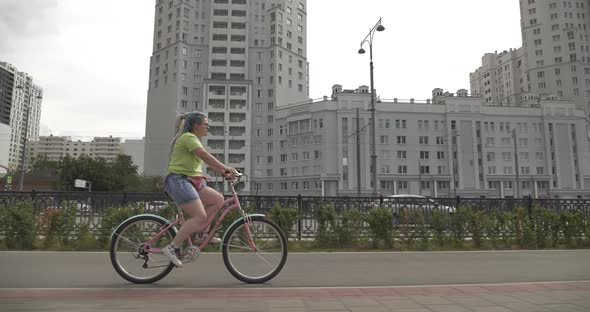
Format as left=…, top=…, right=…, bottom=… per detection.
left=162, top=111, right=238, bottom=267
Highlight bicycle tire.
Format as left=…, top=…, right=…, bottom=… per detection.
left=110, top=214, right=176, bottom=284
left=222, top=216, right=288, bottom=284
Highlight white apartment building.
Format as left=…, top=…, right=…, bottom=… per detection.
left=144, top=0, right=309, bottom=192
left=257, top=85, right=590, bottom=199
left=28, top=135, right=123, bottom=166
left=0, top=62, right=43, bottom=172
left=470, top=0, right=590, bottom=118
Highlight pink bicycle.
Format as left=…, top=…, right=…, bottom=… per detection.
left=109, top=173, right=288, bottom=284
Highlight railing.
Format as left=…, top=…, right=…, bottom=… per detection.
left=0, top=191, right=588, bottom=239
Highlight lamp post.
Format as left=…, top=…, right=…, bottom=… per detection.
left=358, top=17, right=385, bottom=196
left=15, top=84, right=41, bottom=191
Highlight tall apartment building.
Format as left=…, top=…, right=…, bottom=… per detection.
left=263, top=85, right=589, bottom=199
left=144, top=0, right=309, bottom=191
left=470, top=0, right=590, bottom=118
left=28, top=135, right=122, bottom=165
left=0, top=62, right=43, bottom=172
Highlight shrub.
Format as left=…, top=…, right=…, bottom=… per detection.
left=98, top=205, right=144, bottom=248
left=334, top=208, right=364, bottom=247
left=73, top=224, right=99, bottom=250
left=532, top=208, right=553, bottom=249
left=398, top=208, right=417, bottom=249
left=430, top=209, right=448, bottom=248
left=469, top=208, right=485, bottom=249
left=485, top=210, right=504, bottom=249
left=0, top=203, right=37, bottom=249
left=412, top=211, right=429, bottom=250
left=513, top=208, right=535, bottom=249
left=366, top=207, right=393, bottom=248
left=449, top=206, right=470, bottom=248
left=561, top=211, right=583, bottom=249
left=268, top=202, right=298, bottom=240
left=43, top=206, right=77, bottom=249
left=314, top=204, right=337, bottom=246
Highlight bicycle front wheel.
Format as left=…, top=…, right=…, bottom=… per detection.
left=222, top=216, right=288, bottom=284
left=110, top=214, right=176, bottom=284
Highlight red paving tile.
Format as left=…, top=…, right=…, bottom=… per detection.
left=423, top=286, right=463, bottom=294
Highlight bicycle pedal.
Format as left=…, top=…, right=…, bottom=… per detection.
left=181, top=245, right=200, bottom=262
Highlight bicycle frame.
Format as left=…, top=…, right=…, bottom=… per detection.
left=145, top=176, right=257, bottom=254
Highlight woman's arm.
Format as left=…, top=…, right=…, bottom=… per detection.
left=193, top=147, right=233, bottom=175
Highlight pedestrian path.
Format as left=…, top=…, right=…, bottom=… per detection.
left=1, top=281, right=589, bottom=311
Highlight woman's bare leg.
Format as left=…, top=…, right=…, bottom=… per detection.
left=171, top=199, right=208, bottom=247
left=198, top=187, right=225, bottom=231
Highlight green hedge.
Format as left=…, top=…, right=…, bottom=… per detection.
left=0, top=203, right=588, bottom=251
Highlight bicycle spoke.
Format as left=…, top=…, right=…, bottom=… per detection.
left=224, top=243, right=252, bottom=251
left=110, top=216, right=175, bottom=284
left=222, top=217, right=287, bottom=283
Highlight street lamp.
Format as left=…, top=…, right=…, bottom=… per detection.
left=358, top=18, right=385, bottom=195
left=15, top=84, right=42, bottom=191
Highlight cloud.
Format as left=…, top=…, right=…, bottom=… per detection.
left=0, top=0, right=59, bottom=52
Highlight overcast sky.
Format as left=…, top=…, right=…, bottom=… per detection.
left=0, top=0, right=522, bottom=140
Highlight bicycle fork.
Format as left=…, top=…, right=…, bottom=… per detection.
left=242, top=213, right=258, bottom=252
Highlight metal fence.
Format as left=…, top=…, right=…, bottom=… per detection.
left=0, top=191, right=589, bottom=239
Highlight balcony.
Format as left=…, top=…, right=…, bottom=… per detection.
left=208, top=99, right=225, bottom=110
left=229, top=113, right=246, bottom=123
left=229, top=86, right=247, bottom=97
left=208, top=85, right=226, bottom=96
left=207, top=139, right=225, bottom=151
left=229, top=127, right=246, bottom=136
left=228, top=153, right=245, bottom=165
left=230, top=99, right=246, bottom=110
left=209, top=126, right=225, bottom=136
left=209, top=112, right=225, bottom=122
left=229, top=140, right=245, bottom=151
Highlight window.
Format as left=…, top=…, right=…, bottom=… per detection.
left=396, top=136, right=406, bottom=144
left=397, top=151, right=407, bottom=159
left=398, top=166, right=407, bottom=174
left=419, top=136, right=429, bottom=144
left=419, top=151, right=429, bottom=160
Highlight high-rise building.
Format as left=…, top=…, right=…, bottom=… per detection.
left=0, top=62, right=43, bottom=173
left=470, top=0, right=590, bottom=118
left=144, top=0, right=309, bottom=191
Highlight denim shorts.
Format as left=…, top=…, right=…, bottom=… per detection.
left=164, top=174, right=207, bottom=205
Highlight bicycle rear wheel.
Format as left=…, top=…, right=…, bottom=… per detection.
left=222, top=216, right=288, bottom=284
left=110, top=214, right=176, bottom=284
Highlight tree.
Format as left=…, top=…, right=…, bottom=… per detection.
left=31, top=154, right=147, bottom=192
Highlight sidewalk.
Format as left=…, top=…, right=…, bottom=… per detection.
left=1, top=281, right=589, bottom=312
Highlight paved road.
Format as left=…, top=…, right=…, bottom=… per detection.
left=0, top=250, right=588, bottom=288
left=2, top=250, right=590, bottom=312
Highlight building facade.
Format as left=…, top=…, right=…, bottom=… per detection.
left=28, top=135, right=123, bottom=165
left=470, top=0, right=590, bottom=118
left=121, top=139, right=145, bottom=174
left=0, top=62, right=43, bottom=173
left=144, top=0, right=309, bottom=192
left=254, top=85, right=589, bottom=199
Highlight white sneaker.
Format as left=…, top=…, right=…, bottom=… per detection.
left=162, top=244, right=183, bottom=267
left=195, top=232, right=222, bottom=244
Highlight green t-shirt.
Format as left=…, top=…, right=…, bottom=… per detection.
left=166, top=132, right=204, bottom=177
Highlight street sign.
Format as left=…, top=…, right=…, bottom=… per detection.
left=74, top=179, right=87, bottom=188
